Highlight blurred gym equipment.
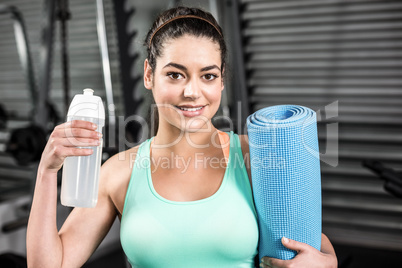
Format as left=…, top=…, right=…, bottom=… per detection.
left=363, top=160, right=402, bottom=199
left=0, top=1, right=123, bottom=266
left=0, top=104, right=8, bottom=130
left=0, top=6, right=49, bottom=265
left=0, top=5, right=49, bottom=166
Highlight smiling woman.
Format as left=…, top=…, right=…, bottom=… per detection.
left=144, top=34, right=224, bottom=133
left=26, top=5, right=337, bottom=268
left=144, top=8, right=226, bottom=137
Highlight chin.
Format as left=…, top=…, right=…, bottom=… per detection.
left=187, top=118, right=213, bottom=131
left=182, top=127, right=206, bottom=133
left=176, top=121, right=211, bottom=134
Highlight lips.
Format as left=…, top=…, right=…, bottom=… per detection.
left=176, top=106, right=204, bottom=111
left=175, top=105, right=206, bottom=117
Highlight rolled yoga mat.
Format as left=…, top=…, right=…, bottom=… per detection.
left=246, top=105, right=322, bottom=260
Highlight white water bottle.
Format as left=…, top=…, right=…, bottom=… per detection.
left=61, top=88, right=105, bottom=208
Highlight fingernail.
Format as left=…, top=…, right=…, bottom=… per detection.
left=97, top=132, right=102, bottom=137
left=282, top=237, right=289, bottom=243
left=92, top=124, right=97, bottom=129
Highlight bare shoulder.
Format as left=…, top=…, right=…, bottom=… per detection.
left=102, top=145, right=141, bottom=176
left=238, top=134, right=250, bottom=157
left=238, top=134, right=252, bottom=185
left=100, top=144, right=141, bottom=216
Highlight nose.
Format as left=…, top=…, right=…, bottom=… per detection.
left=183, top=78, right=200, bottom=99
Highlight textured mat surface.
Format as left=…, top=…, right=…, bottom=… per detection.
left=246, top=105, right=322, bottom=260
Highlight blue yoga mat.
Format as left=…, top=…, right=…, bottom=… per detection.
left=246, top=105, right=322, bottom=260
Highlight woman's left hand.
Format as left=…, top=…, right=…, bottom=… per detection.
left=260, top=236, right=337, bottom=268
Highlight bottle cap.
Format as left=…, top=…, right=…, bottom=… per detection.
left=67, top=88, right=105, bottom=120
left=83, top=88, right=94, bottom=95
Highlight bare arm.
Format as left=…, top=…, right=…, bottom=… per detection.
left=26, top=120, right=117, bottom=268
left=27, top=169, right=62, bottom=267
left=320, top=233, right=336, bottom=256
left=238, top=134, right=252, bottom=186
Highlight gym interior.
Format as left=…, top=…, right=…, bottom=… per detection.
left=1, top=0, right=402, bottom=267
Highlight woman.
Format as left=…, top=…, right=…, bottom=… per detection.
left=27, top=6, right=337, bottom=268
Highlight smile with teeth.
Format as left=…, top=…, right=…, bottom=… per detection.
left=176, top=106, right=205, bottom=111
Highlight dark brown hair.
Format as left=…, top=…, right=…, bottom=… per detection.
left=144, top=6, right=227, bottom=136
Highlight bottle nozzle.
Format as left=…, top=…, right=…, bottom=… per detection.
left=83, top=88, right=94, bottom=95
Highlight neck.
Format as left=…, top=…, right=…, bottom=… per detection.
left=152, top=122, right=221, bottom=155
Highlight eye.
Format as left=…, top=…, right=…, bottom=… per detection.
left=167, top=72, right=184, bottom=80
left=203, top=74, right=218, bottom=81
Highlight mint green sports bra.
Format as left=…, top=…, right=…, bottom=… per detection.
left=120, top=132, right=259, bottom=267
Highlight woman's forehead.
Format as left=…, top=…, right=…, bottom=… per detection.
left=158, top=35, right=221, bottom=67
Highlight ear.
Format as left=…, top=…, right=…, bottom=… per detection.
left=144, top=59, right=153, bottom=90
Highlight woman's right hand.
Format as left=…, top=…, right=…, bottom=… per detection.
left=39, top=120, right=101, bottom=174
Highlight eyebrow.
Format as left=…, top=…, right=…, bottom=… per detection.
left=163, top=62, right=221, bottom=72
left=201, top=65, right=221, bottom=72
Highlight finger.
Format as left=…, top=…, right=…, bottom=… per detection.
left=55, top=120, right=97, bottom=131
left=48, top=133, right=101, bottom=147
left=54, top=122, right=100, bottom=139
left=59, top=137, right=101, bottom=147
left=64, top=147, right=94, bottom=157
left=263, top=257, right=288, bottom=268
left=69, top=120, right=98, bottom=130
left=52, top=145, right=94, bottom=159
left=50, top=129, right=101, bottom=148
left=281, top=237, right=311, bottom=253
left=55, top=128, right=101, bottom=148
left=65, top=127, right=101, bottom=139
left=260, top=263, right=271, bottom=268
left=260, top=257, right=274, bottom=267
